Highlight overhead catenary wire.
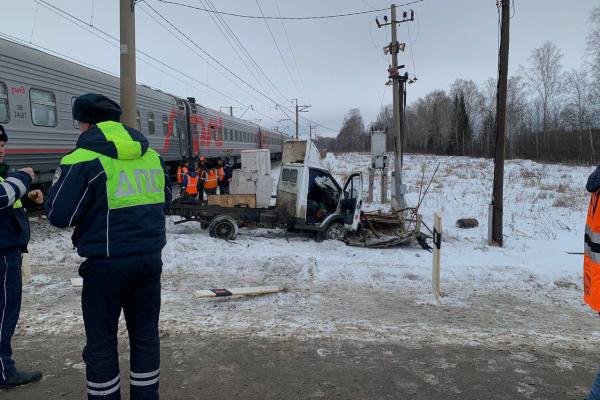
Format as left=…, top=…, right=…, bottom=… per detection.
left=32, top=0, right=340, bottom=132
left=273, top=0, right=310, bottom=103
left=140, top=1, right=277, bottom=108
left=254, top=0, right=303, bottom=101
left=144, top=0, right=338, bottom=132
left=33, top=0, right=252, bottom=109
left=201, top=0, right=290, bottom=104
left=156, top=0, right=424, bottom=20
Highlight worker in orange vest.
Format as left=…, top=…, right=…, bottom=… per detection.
left=586, top=167, right=600, bottom=399
left=181, top=163, right=200, bottom=201
left=202, top=162, right=221, bottom=196
left=176, top=159, right=189, bottom=189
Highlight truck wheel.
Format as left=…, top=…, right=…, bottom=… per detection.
left=208, top=215, right=239, bottom=240
left=319, top=222, right=346, bottom=242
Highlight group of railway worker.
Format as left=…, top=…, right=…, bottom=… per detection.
left=0, top=93, right=170, bottom=399
left=176, top=155, right=233, bottom=201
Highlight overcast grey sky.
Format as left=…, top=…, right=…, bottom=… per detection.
left=2, top=0, right=598, bottom=136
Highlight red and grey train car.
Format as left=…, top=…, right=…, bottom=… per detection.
left=0, top=37, right=288, bottom=183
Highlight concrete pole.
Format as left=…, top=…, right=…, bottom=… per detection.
left=295, top=99, right=299, bottom=139
left=391, top=4, right=406, bottom=212
left=120, top=0, right=137, bottom=128
left=381, top=167, right=388, bottom=204
left=367, top=168, right=374, bottom=203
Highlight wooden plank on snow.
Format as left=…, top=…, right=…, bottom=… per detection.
left=193, top=285, right=283, bottom=298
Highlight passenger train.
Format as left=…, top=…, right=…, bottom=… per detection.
left=0, top=37, right=289, bottom=183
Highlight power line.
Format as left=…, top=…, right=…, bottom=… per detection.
left=201, top=0, right=290, bottom=104
left=254, top=0, right=303, bottom=100
left=407, top=22, right=417, bottom=75
left=33, top=0, right=336, bottom=132
left=139, top=2, right=272, bottom=106
left=144, top=0, right=338, bottom=131
left=274, top=0, right=310, bottom=102
left=155, top=0, right=424, bottom=20
left=198, top=0, right=271, bottom=97
left=34, top=0, right=248, bottom=107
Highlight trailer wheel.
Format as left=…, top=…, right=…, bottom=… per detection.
left=208, top=215, right=239, bottom=240
left=318, top=221, right=346, bottom=242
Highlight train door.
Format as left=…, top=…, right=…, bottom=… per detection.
left=182, top=98, right=195, bottom=158
left=177, top=99, right=191, bottom=158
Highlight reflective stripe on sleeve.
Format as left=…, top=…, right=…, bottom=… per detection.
left=5, top=177, right=26, bottom=197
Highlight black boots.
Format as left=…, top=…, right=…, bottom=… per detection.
left=0, top=369, right=42, bottom=389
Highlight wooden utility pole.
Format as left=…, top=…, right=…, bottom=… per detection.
left=292, top=98, right=311, bottom=139
left=491, top=0, right=510, bottom=246
left=120, top=0, right=137, bottom=127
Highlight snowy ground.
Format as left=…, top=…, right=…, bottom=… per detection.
left=18, top=153, right=599, bottom=356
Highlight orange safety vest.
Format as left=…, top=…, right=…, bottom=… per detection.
left=203, top=169, right=218, bottom=190
left=217, top=167, right=225, bottom=182
left=585, top=190, right=600, bottom=311
left=185, top=174, right=199, bottom=195
left=177, top=166, right=188, bottom=184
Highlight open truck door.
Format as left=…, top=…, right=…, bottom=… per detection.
left=341, top=173, right=363, bottom=231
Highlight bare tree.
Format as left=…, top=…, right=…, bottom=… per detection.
left=587, top=5, right=600, bottom=84
left=523, top=41, right=564, bottom=155
left=562, top=68, right=596, bottom=163
left=336, top=108, right=367, bottom=152
left=506, top=75, right=528, bottom=157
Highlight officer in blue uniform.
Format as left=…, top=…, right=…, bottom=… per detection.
left=45, top=94, right=171, bottom=400
left=0, top=125, right=43, bottom=389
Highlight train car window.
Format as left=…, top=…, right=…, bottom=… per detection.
left=162, top=115, right=168, bottom=136
left=30, top=89, right=57, bottom=127
left=136, top=110, right=141, bottom=131
left=147, top=112, right=155, bottom=135
left=172, top=117, right=179, bottom=138
left=224, top=128, right=229, bottom=141
left=71, top=97, right=79, bottom=129
left=0, top=82, right=9, bottom=123
left=234, top=130, right=238, bottom=141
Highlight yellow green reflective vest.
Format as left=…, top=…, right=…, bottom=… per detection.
left=60, top=121, right=165, bottom=210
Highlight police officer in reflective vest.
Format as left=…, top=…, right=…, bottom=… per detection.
left=0, top=125, right=43, bottom=389
left=45, top=94, right=171, bottom=400
left=585, top=166, right=600, bottom=399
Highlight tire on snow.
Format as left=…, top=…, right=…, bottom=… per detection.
left=318, top=221, right=346, bottom=242
left=208, top=215, right=239, bottom=240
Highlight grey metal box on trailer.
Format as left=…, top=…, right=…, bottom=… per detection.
left=241, top=149, right=271, bottom=176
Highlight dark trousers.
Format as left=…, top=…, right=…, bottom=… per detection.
left=0, top=251, right=21, bottom=382
left=219, top=184, right=230, bottom=195
left=80, top=254, right=162, bottom=400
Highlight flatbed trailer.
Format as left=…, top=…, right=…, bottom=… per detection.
left=168, top=197, right=277, bottom=228
left=168, top=197, right=430, bottom=250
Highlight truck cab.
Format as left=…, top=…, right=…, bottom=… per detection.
left=276, top=140, right=363, bottom=239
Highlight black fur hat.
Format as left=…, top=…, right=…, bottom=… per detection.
left=72, top=93, right=122, bottom=124
left=0, top=125, right=6, bottom=142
